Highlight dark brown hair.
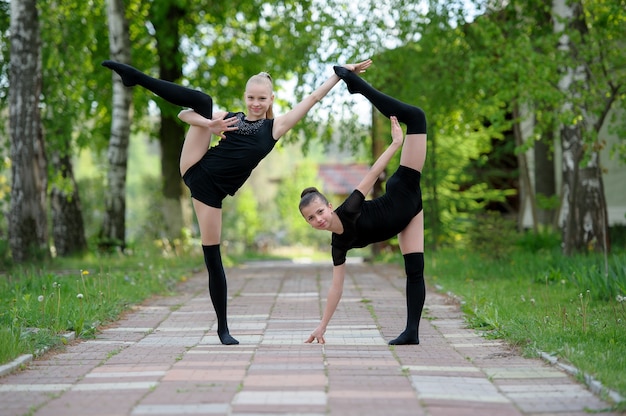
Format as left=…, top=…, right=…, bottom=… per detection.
left=299, top=187, right=329, bottom=211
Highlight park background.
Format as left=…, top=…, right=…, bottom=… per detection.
left=1, top=0, right=625, bottom=409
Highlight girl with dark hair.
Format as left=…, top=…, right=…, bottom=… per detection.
left=299, top=66, right=427, bottom=345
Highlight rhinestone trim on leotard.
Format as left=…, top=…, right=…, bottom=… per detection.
left=234, top=115, right=265, bottom=136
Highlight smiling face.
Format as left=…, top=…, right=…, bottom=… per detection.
left=300, top=197, right=334, bottom=231
left=245, top=77, right=274, bottom=121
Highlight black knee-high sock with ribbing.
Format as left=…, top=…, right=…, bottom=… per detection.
left=102, top=60, right=213, bottom=118
left=389, top=252, right=425, bottom=345
left=333, top=66, right=426, bottom=135
left=202, top=244, right=239, bottom=345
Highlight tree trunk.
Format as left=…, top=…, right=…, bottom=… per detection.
left=553, top=0, right=610, bottom=254
left=50, top=152, right=87, bottom=256
left=159, top=116, right=186, bottom=240
left=153, top=3, right=187, bottom=241
left=533, top=122, right=557, bottom=227
left=513, top=103, right=537, bottom=233
left=560, top=125, right=609, bottom=254
left=101, top=0, right=132, bottom=251
left=8, top=0, right=49, bottom=263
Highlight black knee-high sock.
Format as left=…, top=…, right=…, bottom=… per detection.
left=389, top=252, right=425, bottom=345
left=333, top=66, right=426, bottom=135
left=202, top=244, right=239, bottom=345
left=102, top=60, right=213, bottom=118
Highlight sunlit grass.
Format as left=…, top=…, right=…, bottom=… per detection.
left=0, top=242, right=204, bottom=365
left=427, top=246, right=626, bottom=402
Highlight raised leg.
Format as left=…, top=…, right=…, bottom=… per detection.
left=333, top=66, right=426, bottom=135
left=102, top=60, right=213, bottom=118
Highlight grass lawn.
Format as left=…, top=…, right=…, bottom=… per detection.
left=426, top=246, right=626, bottom=405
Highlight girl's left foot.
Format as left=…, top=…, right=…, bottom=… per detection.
left=333, top=66, right=362, bottom=94
left=388, top=330, right=419, bottom=345
left=218, top=330, right=239, bottom=345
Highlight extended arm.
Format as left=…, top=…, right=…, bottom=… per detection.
left=272, top=59, right=372, bottom=139
left=355, top=116, right=404, bottom=196
left=305, top=264, right=346, bottom=344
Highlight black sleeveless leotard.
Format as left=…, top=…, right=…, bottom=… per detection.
left=331, top=166, right=422, bottom=266
left=183, top=112, right=276, bottom=208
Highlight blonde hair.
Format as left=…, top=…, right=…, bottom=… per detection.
left=246, top=72, right=274, bottom=119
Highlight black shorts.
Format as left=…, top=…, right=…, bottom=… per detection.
left=385, top=165, right=422, bottom=214
left=182, top=163, right=227, bottom=209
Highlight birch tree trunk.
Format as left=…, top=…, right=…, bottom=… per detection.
left=8, top=0, right=49, bottom=263
left=101, top=0, right=132, bottom=251
left=552, top=0, right=609, bottom=255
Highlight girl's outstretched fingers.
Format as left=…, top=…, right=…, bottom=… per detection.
left=352, top=58, right=372, bottom=74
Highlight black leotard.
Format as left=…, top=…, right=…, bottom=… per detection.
left=331, top=166, right=422, bottom=266
left=183, top=112, right=276, bottom=208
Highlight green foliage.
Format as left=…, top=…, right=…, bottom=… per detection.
left=370, top=42, right=520, bottom=248
left=515, top=228, right=561, bottom=253
left=0, top=245, right=203, bottom=365
left=565, top=257, right=626, bottom=302
left=3, top=0, right=624, bottom=262
left=0, top=327, right=24, bottom=364
left=75, top=175, right=106, bottom=244
left=39, top=0, right=111, bottom=153
left=223, top=186, right=261, bottom=251
left=428, top=246, right=626, bottom=398
left=467, top=211, right=517, bottom=260
left=274, top=159, right=329, bottom=248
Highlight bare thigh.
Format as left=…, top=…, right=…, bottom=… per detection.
left=192, top=199, right=222, bottom=245
left=180, top=125, right=212, bottom=176
left=400, top=133, right=427, bottom=173
left=398, top=211, right=424, bottom=254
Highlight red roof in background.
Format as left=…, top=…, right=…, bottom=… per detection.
left=318, top=163, right=370, bottom=196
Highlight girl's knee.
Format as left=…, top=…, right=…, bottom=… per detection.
left=405, top=106, right=427, bottom=135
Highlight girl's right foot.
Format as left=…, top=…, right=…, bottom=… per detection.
left=102, top=60, right=141, bottom=87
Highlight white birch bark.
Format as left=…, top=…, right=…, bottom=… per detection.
left=552, top=0, right=609, bottom=255
left=102, top=0, right=132, bottom=249
left=8, top=0, right=49, bottom=263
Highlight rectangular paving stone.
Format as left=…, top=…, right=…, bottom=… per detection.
left=232, top=390, right=326, bottom=405
left=131, top=404, right=229, bottom=415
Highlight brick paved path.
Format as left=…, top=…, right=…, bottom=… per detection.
left=0, top=261, right=620, bottom=416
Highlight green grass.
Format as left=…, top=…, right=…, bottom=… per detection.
left=0, top=243, right=205, bottom=366
left=426, top=246, right=626, bottom=404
